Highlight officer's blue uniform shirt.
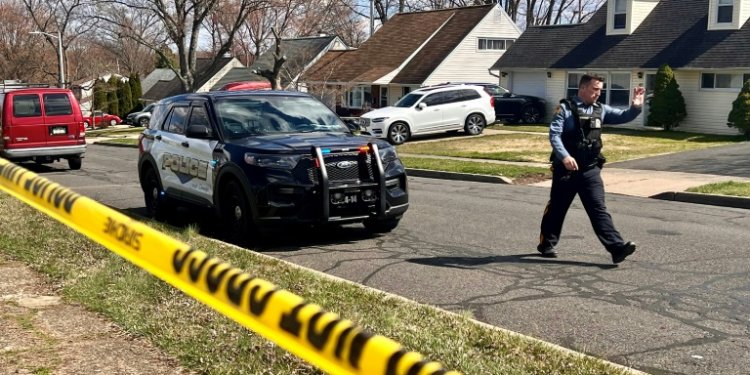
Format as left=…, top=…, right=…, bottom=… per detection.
left=550, top=96, right=643, bottom=163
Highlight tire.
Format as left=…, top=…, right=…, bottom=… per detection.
left=110, top=119, right=117, bottom=126
left=142, top=167, right=170, bottom=220
left=363, top=217, right=400, bottom=233
left=521, top=106, right=542, bottom=124
left=67, top=156, right=82, bottom=170
left=464, top=113, right=486, bottom=135
left=220, top=180, right=255, bottom=244
left=138, top=117, right=149, bottom=127
left=387, top=122, right=410, bottom=145
left=83, top=121, right=90, bottom=129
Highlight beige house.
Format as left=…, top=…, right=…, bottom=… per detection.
left=302, top=4, right=521, bottom=115
left=491, top=0, right=750, bottom=135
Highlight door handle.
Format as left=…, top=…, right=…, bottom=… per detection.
left=181, top=141, right=189, bottom=148
left=155, top=135, right=162, bottom=141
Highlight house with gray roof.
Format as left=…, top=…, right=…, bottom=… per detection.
left=491, top=0, right=750, bottom=135
left=302, top=4, right=521, bottom=114
left=140, top=36, right=347, bottom=103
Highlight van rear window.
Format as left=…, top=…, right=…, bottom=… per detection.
left=43, top=93, right=73, bottom=115
left=13, top=94, right=42, bottom=117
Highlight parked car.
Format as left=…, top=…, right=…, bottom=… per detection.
left=137, top=90, right=408, bottom=242
left=437, top=82, right=546, bottom=124
left=0, top=86, right=86, bottom=170
left=218, top=81, right=272, bottom=91
left=125, top=103, right=154, bottom=127
left=83, top=111, right=121, bottom=128
left=359, top=84, right=495, bottom=145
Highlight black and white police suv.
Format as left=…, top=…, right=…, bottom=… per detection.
left=137, top=90, right=409, bottom=240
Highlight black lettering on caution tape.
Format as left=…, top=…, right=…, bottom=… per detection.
left=104, top=216, right=143, bottom=251
left=0, top=162, right=80, bottom=214
left=172, top=248, right=277, bottom=317
left=170, top=248, right=454, bottom=375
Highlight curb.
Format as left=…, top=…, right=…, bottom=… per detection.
left=406, top=168, right=513, bottom=184
left=650, top=191, right=750, bottom=209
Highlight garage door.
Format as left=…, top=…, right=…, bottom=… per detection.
left=511, top=72, right=546, bottom=98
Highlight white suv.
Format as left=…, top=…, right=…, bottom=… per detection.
left=360, top=84, right=495, bottom=144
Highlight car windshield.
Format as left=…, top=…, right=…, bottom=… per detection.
left=215, top=96, right=349, bottom=139
left=143, top=104, right=154, bottom=112
left=394, top=93, right=424, bottom=108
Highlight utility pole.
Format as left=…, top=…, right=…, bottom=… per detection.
left=370, top=0, right=375, bottom=37
left=30, top=30, right=65, bottom=88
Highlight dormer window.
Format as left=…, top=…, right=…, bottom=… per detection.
left=614, top=0, right=627, bottom=29
left=717, top=0, right=733, bottom=23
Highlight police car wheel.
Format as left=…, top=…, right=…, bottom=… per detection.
left=464, top=114, right=485, bottom=135
left=139, top=117, right=149, bottom=127
left=142, top=167, right=170, bottom=220
left=221, top=180, right=252, bottom=242
left=363, top=217, right=400, bottom=233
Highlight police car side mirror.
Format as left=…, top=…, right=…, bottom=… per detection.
left=417, top=102, right=427, bottom=110
left=186, top=124, right=212, bottom=139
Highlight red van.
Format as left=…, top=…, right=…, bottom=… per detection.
left=0, top=87, right=86, bottom=170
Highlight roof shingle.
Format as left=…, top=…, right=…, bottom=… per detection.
left=492, top=0, right=750, bottom=70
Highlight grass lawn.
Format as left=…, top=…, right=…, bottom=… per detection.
left=87, top=127, right=145, bottom=137
left=0, top=194, right=634, bottom=375
left=686, top=181, right=750, bottom=197
left=398, top=127, right=746, bottom=164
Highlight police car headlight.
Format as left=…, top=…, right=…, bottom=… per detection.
left=378, top=146, right=398, bottom=164
left=244, top=152, right=301, bottom=169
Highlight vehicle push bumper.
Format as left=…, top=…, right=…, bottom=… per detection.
left=312, top=143, right=407, bottom=223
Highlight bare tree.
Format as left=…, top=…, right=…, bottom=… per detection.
left=255, top=27, right=285, bottom=89
left=100, top=0, right=268, bottom=92
left=21, top=0, right=99, bottom=86
left=0, top=0, right=48, bottom=82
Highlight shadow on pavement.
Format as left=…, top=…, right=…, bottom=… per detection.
left=407, top=254, right=618, bottom=270
left=118, top=205, right=380, bottom=252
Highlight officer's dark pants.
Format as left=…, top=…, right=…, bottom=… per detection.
left=538, top=164, right=624, bottom=252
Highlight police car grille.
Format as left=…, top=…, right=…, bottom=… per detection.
left=306, top=153, right=374, bottom=184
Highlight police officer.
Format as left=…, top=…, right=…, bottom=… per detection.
left=538, top=73, right=645, bottom=264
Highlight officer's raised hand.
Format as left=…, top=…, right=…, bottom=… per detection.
left=632, top=86, right=646, bottom=108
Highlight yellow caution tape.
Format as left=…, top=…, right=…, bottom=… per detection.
left=0, top=158, right=460, bottom=375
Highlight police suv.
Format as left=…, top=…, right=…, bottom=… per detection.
left=137, top=90, right=409, bottom=240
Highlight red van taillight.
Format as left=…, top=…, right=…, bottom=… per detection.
left=79, top=121, right=86, bottom=137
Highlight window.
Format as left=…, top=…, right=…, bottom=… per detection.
left=701, top=72, right=750, bottom=89
left=12, top=94, right=41, bottom=117
left=422, top=92, right=453, bottom=106
left=380, top=87, right=388, bottom=107
left=609, top=73, right=631, bottom=107
left=717, top=0, right=733, bottom=23
left=478, top=38, right=515, bottom=51
left=613, top=0, right=627, bottom=29
left=567, top=72, right=631, bottom=107
left=346, top=86, right=372, bottom=109
left=188, top=105, right=211, bottom=138
left=43, top=93, right=73, bottom=116
left=165, top=106, right=189, bottom=134
left=401, top=87, right=411, bottom=97
left=456, top=89, right=481, bottom=102
left=566, top=73, right=583, bottom=99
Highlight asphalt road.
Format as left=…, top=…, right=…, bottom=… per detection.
left=28, top=144, right=750, bottom=375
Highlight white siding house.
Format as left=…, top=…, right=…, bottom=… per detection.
left=491, top=0, right=750, bottom=135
